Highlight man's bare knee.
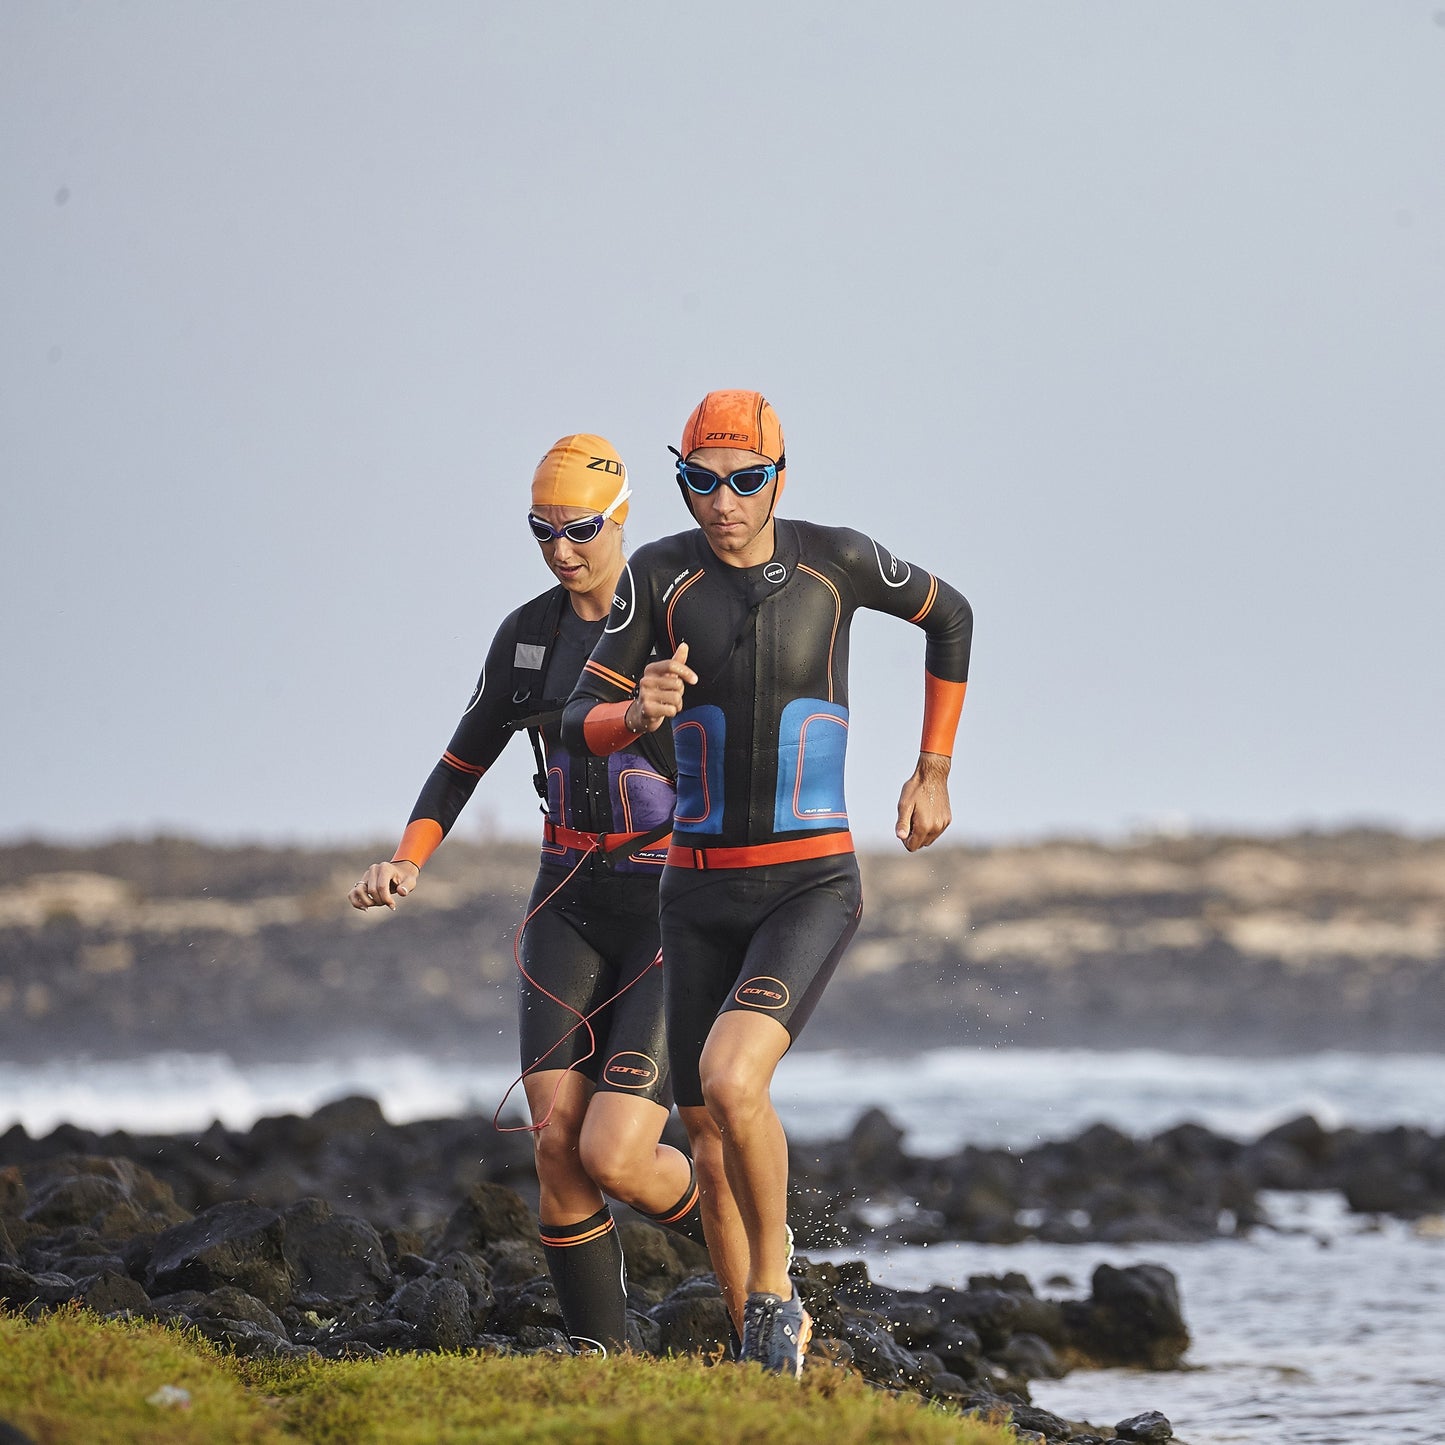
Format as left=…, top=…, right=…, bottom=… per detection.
left=700, top=1063, right=769, bottom=1132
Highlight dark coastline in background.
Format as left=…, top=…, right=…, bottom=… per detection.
left=1, top=829, right=1442, bottom=1063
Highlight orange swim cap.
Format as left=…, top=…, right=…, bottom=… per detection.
left=680, top=391, right=785, bottom=469
left=531, top=434, right=631, bottom=525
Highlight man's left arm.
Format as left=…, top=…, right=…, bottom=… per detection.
left=842, top=531, right=973, bottom=851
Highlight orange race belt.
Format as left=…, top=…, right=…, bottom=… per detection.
left=666, top=831, right=855, bottom=870
left=543, top=821, right=672, bottom=858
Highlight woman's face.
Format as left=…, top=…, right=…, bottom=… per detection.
left=529, top=503, right=625, bottom=597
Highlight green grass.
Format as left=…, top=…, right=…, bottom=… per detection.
left=0, top=1310, right=1022, bottom=1445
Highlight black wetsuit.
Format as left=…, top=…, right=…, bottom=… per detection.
left=562, top=519, right=972, bottom=1105
left=395, top=585, right=677, bottom=1101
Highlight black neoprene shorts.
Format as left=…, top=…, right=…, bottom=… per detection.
left=517, top=864, right=672, bottom=1106
left=658, top=853, right=863, bottom=1108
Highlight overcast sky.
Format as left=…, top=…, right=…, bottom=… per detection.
left=4, top=3, right=1443, bottom=851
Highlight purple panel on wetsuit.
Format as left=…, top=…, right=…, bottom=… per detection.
left=541, top=744, right=570, bottom=859
left=608, top=749, right=674, bottom=833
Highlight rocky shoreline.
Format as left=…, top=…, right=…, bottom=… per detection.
left=6, top=1101, right=1443, bottom=1442
left=0, top=1099, right=1207, bottom=1444
left=795, top=1106, right=1445, bottom=1245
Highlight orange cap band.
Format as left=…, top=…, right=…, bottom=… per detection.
left=531, top=434, right=630, bottom=525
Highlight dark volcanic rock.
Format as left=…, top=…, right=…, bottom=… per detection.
left=1064, top=1263, right=1189, bottom=1369
left=435, top=1182, right=537, bottom=1255
left=839, top=1313, right=932, bottom=1390
left=488, top=1276, right=563, bottom=1336
left=281, top=1197, right=393, bottom=1304
left=81, top=1268, right=149, bottom=1314
left=1116, top=1409, right=1175, bottom=1441
left=0, top=1264, right=77, bottom=1309
left=650, top=1278, right=730, bottom=1357
left=147, top=1201, right=292, bottom=1310
left=427, top=1251, right=494, bottom=1329
left=410, top=1276, right=473, bottom=1352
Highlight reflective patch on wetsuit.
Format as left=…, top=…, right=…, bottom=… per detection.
left=514, top=643, right=547, bottom=670
left=673, top=704, right=726, bottom=834
left=602, top=1051, right=660, bottom=1089
left=604, top=562, right=636, bottom=634
left=774, top=697, right=849, bottom=832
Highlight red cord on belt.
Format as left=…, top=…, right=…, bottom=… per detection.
left=491, top=838, right=663, bottom=1135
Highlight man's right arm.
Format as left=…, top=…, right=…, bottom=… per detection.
left=561, top=557, right=672, bottom=755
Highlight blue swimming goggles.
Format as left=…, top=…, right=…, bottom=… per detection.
left=671, top=449, right=785, bottom=497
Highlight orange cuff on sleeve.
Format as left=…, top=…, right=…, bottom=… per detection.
left=583, top=701, right=642, bottom=755
left=393, top=819, right=444, bottom=870
left=920, top=673, right=967, bottom=757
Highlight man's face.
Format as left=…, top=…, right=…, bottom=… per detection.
left=683, top=446, right=779, bottom=562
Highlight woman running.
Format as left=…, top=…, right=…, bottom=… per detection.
left=349, top=434, right=702, bottom=1355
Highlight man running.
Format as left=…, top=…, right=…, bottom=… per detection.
left=350, top=434, right=704, bottom=1356
left=562, top=391, right=972, bottom=1375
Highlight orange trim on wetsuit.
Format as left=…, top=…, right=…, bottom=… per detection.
left=543, top=820, right=672, bottom=855
left=582, top=701, right=643, bottom=756
left=582, top=658, right=637, bottom=695
left=920, top=673, right=968, bottom=758
left=666, top=832, right=856, bottom=870
left=441, top=750, right=485, bottom=777
left=393, top=818, right=444, bottom=870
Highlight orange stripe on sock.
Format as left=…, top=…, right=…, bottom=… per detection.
left=653, top=1181, right=700, bottom=1225
left=539, top=1217, right=616, bottom=1248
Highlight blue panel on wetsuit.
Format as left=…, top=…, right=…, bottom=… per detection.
left=773, top=697, right=850, bottom=832
left=672, top=704, right=725, bottom=835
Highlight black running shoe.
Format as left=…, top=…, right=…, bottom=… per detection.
left=739, top=1287, right=812, bottom=1378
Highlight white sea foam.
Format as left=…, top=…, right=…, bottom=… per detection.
left=5, top=1047, right=1445, bottom=1149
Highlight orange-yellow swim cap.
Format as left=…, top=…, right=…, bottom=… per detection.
left=531, top=434, right=631, bottom=525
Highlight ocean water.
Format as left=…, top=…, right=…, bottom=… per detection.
left=4, top=1046, right=1444, bottom=1444
left=856, top=1193, right=1445, bottom=1445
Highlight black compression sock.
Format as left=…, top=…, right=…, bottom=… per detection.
left=540, top=1206, right=627, bottom=1354
left=641, top=1162, right=708, bottom=1249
